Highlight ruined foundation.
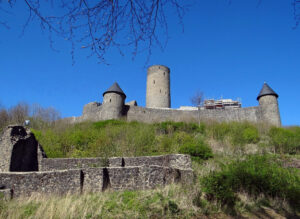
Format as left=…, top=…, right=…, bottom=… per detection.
left=0, top=126, right=193, bottom=198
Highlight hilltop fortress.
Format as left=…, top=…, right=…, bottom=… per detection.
left=70, top=65, right=281, bottom=127
left=0, top=65, right=282, bottom=198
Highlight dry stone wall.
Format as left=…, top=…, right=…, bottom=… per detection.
left=108, top=154, right=191, bottom=169
left=0, top=169, right=81, bottom=197
left=0, top=126, right=193, bottom=198
left=41, top=158, right=106, bottom=171
left=0, top=165, right=193, bottom=198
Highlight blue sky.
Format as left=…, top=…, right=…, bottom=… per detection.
left=0, top=0, right=299, bottom=126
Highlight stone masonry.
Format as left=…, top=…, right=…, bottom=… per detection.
left=67, top=65, right=281, bottom=127
left=0, top=126, right=193, bottom=198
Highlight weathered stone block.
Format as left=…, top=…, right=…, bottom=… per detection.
left=81, top=168, right=103, bottom=192
left=0, top=126, right=39, bottom=172
left=0, top=170, right=81, bottom=197
left=41, top=158, right=106, bottom=171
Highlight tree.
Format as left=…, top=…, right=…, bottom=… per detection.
left=1, top=1, right=299, bottom=63
left=190, top=91, right=204, bottom=126
left=0, top=0, right=186, bottom=64
left=9, top=102, right=30, bottom=124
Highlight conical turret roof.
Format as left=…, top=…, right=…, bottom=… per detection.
left=103, top=82, right=126, bottom=97
left=257, top=83, right=278, bottom=100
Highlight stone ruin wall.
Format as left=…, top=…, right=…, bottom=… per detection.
left=69, top=103, right=262, bottom=124
left=0, top=126, right=193, bottom=199
left=0, top=155, right=193, bottom=198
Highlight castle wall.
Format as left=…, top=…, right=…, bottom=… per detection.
left=126, top=106, right=261, bottom=124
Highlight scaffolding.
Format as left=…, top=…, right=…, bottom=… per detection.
left=204, top=98, right=241, bottom=109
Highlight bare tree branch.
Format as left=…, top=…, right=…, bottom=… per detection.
left=191, top=91, right=204, bottom=107
left=293, top=0, right=300, bottom=28
left=0, top=0, right=187, bottom=64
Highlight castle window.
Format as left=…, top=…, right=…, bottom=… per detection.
left=110, top=99, right=111, bottom=103
left=164, top=72, right=165, bottom=76
left=153, top=80, right=155, bottom=84
left=160, top=89, right=161, bottom=93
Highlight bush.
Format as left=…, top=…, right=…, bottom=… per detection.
left=155, top=121, right=205, bottom=135
left=242, top=127, right=260, bottom=144
left=201, top=155, right=300, bottom=209
left=269, top=127, right=300, bottom=154
left=179, top=138, right=213, bottom=161
left=208, top=122, right=260, bottom=146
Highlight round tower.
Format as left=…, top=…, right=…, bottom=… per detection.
left=257, top=82, right=281, bottom=127
left=146, top=65, right=171, bottom=108
left=102, top=82, right=126, bottom=120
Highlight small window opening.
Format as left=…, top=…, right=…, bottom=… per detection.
left=164, top=72, right=165, bottom=76
left=110, top=99, right=111, bottom=102
left=160, top=89, right=161, bottom=93
left=153, top=80, right=155, bottom=84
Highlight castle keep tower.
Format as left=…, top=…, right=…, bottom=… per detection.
left=146, top=65, right=171, bottom=108
left=257, top=83, right=281, bottom=127
left=102, top=82, right=126, bottom=120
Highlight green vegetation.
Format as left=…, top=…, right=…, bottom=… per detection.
left=201, top=155, right=300, bottom=209
left=1, top=119, right=300, bottom=218
left=31, top=120, right=210, bottom=158
left=179, top=137, right=213, bottom=161
left=268, top=126, right=300, bottom=154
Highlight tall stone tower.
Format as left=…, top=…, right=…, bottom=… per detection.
left=102, top=82, right=126, bottom=120
left=146, top=65, right=171, bottom=108
left=257, top=83, right=281, bottom=127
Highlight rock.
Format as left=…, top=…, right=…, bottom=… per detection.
left=0, top=125, right=43, bottom=172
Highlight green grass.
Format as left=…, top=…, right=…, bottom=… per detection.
left=31, top=120, right=213, bottom=159
left=5, top=120, right=294, bottom=218
left=268, top=127, right=300, bottom=154
left=201, top=154, right=300, bottom=210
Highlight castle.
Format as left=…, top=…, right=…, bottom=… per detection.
left=0, top=65, right=282, bottom=199
left=70, top=65, right=281, bottom=127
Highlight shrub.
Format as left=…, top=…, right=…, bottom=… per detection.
left=242, top=127, right=260, bottom=144
left=179, top=138, right=213, bottom=161
left=155, top=121, right=205, bottom=135
left=93, top=120, right=126, bottom=129
left=269, top=127, right=300, bottom=154
left=201, top=155, right=300, bottom=209
left=208, top=122, right=231, bottom=141
left=208, top=122, right=260, bottom=146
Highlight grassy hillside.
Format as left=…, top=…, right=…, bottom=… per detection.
left=1, top=120, right=300, bottom=218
